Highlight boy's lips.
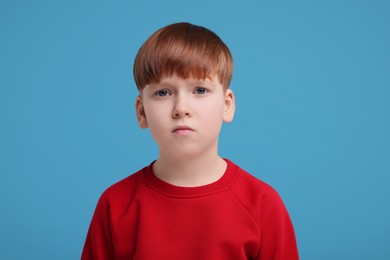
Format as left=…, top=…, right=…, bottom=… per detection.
left=172, top=125, right=194, bottom=134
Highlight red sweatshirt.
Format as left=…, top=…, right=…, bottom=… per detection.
left=82, top=159, right=299, bottom=259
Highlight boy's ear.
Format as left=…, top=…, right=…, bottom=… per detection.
left=223, top=89, right=235, bottom=123
left=135, top=95, right=148, bottom=129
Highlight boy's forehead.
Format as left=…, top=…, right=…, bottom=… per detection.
left=159, top=74, right=215, bottom=84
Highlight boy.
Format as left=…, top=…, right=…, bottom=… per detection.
left=82, top=22, right=299, bottom=259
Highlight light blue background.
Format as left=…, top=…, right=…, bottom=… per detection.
left=1, top=0, right=389, bottom=259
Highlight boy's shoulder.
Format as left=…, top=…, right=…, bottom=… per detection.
left=99, top=166, right=145, bottom=203
left=230, top=160, right=281, bottom=198
left=228, top=160, right=288, bottom=220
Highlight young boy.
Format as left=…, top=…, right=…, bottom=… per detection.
left=82, top=22, right=299, bottom=260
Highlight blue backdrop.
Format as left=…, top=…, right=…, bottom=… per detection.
left=1, top=0, right=389, bottom=259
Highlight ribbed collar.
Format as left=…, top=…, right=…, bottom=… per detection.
left=142, top=159, right=239, bottom=198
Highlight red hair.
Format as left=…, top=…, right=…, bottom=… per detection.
left=133, top=22, right=233, bottom=91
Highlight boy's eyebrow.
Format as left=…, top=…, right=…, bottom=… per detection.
left=146, top=81, right=174, bottom=89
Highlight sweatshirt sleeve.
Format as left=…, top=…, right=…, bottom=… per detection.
left=81, top=193, right=114, bottom=260
left=257, top=188, right=299, bottom=260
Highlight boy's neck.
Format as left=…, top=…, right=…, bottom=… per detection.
left=152, top=153, right=227, bottom=187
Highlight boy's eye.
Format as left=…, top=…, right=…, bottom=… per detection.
left=156, top=90, right=170, bottom=96
left=194, top=88, right=207, bottom=94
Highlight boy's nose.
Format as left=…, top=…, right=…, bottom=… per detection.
left=172, top=96, right=192, bottom=118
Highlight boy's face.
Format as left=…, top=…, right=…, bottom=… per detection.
left=136, top=74, right=235, bottom=159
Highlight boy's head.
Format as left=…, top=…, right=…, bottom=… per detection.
left=133, top=22, right=233, bottom=91
left=134, top=23, right=236, bottom=159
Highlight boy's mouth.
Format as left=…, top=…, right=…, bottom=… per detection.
left=172, top=125, right=194, bottom=134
